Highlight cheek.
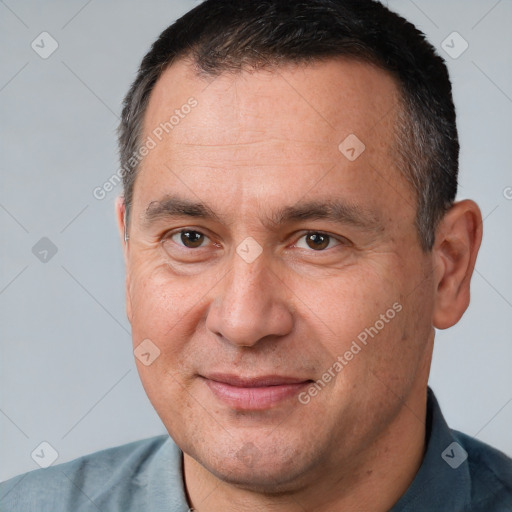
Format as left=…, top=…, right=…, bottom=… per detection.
left=128, top=259, right=185, bottom=344
left=127, top=254, right=216, bottom=363
left=127, top=261, right=206, bottom=425
left=294, top=262, right=402, bottom=343
left=356, top=268, right=435, bottom=397
left=306, top=260, right=422, bottom=384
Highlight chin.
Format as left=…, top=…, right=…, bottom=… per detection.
left=212, top=464, right=306, bottom=495
left=195, top=441, right=317, bottom=495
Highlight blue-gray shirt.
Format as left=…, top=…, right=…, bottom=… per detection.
left=1, top=388, right=511, bottom=511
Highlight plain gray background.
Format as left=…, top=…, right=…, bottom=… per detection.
left=1, top=0, right=511, bottom=482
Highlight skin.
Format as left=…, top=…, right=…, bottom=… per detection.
left=116, top=58, right=482, bottom=511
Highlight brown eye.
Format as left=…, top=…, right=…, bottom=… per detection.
left=170, top=230, right=207, bottom=248
left=306, top=232, right=330, bottom=250
left=295, top=232, right=340, bottom=251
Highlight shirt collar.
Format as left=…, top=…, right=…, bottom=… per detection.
left=390, top=387, right=471, bottom=511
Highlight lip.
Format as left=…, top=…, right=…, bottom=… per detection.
left=202, top=373, right=312, bottom=410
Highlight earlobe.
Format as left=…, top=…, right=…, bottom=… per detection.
left=432, top=200, right=483, bottom=329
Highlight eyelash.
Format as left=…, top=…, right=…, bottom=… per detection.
left=162, top=228, right=348, bottom=252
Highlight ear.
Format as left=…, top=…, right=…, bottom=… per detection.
left=115, top=196, right=128, bottom=251
left=115, top=196, right=133, bottom=323
left=432, top=200, right=483, bottom=329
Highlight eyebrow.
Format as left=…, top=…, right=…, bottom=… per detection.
left=143, top=194, right=382, bottom=232
left=268, top=200, right=382, bottom=232
left=144, top=195, right=221, bottom=224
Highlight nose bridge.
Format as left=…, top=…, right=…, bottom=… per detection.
left=229, top=251, right=270, bottom=310
left=206, top=250, right=293, bottom=346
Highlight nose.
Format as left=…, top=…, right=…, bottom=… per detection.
left=205, top=251, right=294, bottom=347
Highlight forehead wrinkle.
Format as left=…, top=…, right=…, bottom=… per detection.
left=172, top=139, right=336, bottom=154
left=167, top=139, right=339, bottom=170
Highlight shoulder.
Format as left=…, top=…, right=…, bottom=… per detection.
left=452, top=429, right=512, bottom=511
left=0, top=435, right=186, bottom=512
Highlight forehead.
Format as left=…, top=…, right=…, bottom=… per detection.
left=134, top=57, right=413, bottom=229
left=143, top=57, right=400, bottom=149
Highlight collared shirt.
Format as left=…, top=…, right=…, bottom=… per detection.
left=1, top=388, right=511, bottom=511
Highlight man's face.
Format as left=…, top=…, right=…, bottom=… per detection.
left=122, top=58, right=436, bottom=490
